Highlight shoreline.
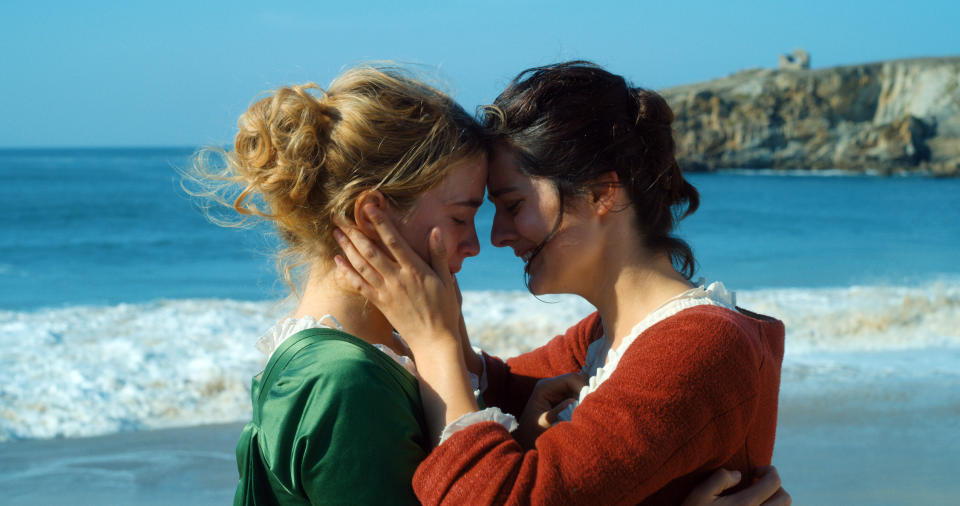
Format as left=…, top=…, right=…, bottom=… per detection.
left=3, top=146, right=956, bottom=178
left=3, top=404, right=958, bottom=505
left=0, top=422, right=245, bottom=505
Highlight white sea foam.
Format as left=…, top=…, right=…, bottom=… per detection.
left=1, top=280, right=958, bottom=442
left=0, top=299, right=284, bottom=442
left=461, top=291, right=596, bottom=357
left=463, top=280, right=960, bottom=354
left=737, top=280, right=960, bottom=353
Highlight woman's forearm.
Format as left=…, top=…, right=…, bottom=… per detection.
left=413, top=337, right=480, bottom=442
left=458, top=313, right=484, bottom=377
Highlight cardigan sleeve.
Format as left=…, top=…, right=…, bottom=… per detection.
left=481, top=312, right=601, bottom=416
left=413, top=308, right=765, bottom=505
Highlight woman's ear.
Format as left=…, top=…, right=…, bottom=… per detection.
left=591, top=172, right=620, bottom=216
left=353, top=191, right=389, bottom=235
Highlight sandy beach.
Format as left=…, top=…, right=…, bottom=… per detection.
left=3, top=394, right=958, bottom=505
left=0, top=422, right=243, bottom=505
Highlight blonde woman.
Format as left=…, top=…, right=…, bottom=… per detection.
left=192, top=65, right=488, bottom=504
left=195, top=64, right=787, bottom=505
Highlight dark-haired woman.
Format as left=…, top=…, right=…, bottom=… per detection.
left=334, top=61, right=787, bottom=505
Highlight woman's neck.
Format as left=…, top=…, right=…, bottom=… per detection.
left=584, top=244, right=694, bottom=351
left=291, top=262, right=398, bottom=350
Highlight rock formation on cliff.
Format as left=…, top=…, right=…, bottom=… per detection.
left=778, top=49, right=810, bottom=70
left=661, top=56, right=960, bottom=175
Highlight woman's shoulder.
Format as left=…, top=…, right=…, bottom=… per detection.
left=658, top=304, right=783, bottom=338
left=245, top=330, right=428, bottom=505
left=289, top=328, right=385, bottom=365
left=561, top=311, right=604, bottom=344
left=265, top=328, right=419, bottom=404
left=629, top=304, right=784, bottom=371
left=544, top=311, right=604, bottom=365
left=253, top=329, right=425, bottom=442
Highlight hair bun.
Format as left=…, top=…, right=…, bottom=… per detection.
left=232, top=83, right=338, bottom=219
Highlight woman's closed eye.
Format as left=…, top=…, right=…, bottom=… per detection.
left=451, top=211, right=476, bottom=226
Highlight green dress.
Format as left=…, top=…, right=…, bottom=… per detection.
left=234, top=327, right=428, bottom=505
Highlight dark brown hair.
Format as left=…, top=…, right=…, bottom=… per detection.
left=482, top=60, right=699, bottom=279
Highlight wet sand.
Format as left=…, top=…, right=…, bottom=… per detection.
left=0, top=422, right=244, bottom=505
left=2, top=408, right=958, bottom=505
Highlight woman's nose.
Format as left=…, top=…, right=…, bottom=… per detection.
left=460, top=226, right=481, bottom=258
left=490, top=212, right=515, bottom=248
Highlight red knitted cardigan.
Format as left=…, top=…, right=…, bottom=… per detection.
left=412, top=305, right=785, bottom=505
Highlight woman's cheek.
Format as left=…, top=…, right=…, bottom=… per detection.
left=445, top=225, right=463, bottom=262
left=515, top=212, right=542, bottom=241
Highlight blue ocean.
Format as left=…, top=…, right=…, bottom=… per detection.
left=2, top=147, right=958, bottom=504
left=4, top=148, right=958, bottom=310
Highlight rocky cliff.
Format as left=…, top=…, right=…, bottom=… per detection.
left=661, top=56, right=960, bottom=175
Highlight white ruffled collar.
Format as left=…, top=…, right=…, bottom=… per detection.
left=557, top=280, right=737, bottom=422
left=255, top=314, right=417, bottom=377
left=678, top=279, right=735, bottom=306
left=584, top=279, right=737, bottom=384
left=614, top=279, right=736, bottom=359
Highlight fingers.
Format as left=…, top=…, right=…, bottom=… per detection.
left=753, top=466, right=783, bottom=498
left=333, top=227, right=387, bottom=290
left=428, top=227, right=453, bottom=285
left=761, top=488, right=791, bottom=506
left=362, top=205, right=425, bottom=267
left=681, top=468, right=741, bottom=506
left=559, top=372, right=588, bottom=393
left=543, top=398, right=576, bottom=426
left=333, top=255, right=374, bottom=300
left=721, top=466, right=783, bottom=506
left=750, top=466, right=786, bottom=506
left=334, top=212, right=398, bottom=275
left=708, top=468, right=744, bottom=497
left=453, top=275, right=463, bottom=306
left=537, top=373, right=588, bottom=404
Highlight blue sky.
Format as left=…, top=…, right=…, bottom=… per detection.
left=1, top=0, right=957, bottom=147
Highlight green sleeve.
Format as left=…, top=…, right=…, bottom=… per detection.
left=284, top=341, right=427, bottom=505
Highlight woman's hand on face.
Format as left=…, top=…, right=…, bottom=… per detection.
left=335, top=206, right=480, bottom=438
left=515, top=372, right=587, bottom=449
left=333, top=205, right=461, bottom=354
left=681, top=466, right=790, bottom=506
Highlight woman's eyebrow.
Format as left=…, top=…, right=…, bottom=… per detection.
left=487, top=186, right=518, bottom=200
left=445, top=198, right=484, bottom=208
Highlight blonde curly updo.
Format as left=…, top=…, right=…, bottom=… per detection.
left=189, top=65, right=488, bottom=291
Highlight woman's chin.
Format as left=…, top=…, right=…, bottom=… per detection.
left=526, top=274, right=550, bottom=296
left=527, top=269, right=574, bottom=297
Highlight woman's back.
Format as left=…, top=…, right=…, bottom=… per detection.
left=235, top=327, right=427, bottom=505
